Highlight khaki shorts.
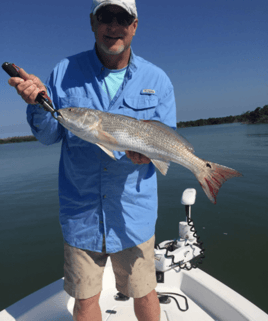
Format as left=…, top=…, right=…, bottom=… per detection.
left=64, top=235, right=157, bottom=299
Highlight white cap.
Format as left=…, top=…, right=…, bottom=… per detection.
left=91, top=0, right=138, bottom=18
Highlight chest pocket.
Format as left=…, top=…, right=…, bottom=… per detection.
left=59, top=96, right=93, bottom=148
left=59, top=96, right=93, bottom=109
left=119, top=95, right=158, bottom=120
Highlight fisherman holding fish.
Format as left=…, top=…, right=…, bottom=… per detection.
left=7, top=0, right=242, bottom=320
left=8, top=0, right=176, bottom=320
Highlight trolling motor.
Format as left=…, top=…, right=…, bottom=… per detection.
left=154, top=188, right=205, bottom=272
left=2, top=62, right=60, bottom=119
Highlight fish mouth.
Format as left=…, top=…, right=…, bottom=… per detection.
left=55, top=110, right=64, bottom=121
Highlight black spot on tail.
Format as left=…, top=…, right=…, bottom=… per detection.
left=206, top=163, right=211, bottom=168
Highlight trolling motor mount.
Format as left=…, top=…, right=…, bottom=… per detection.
left=154, top=188, right=205, bottom=272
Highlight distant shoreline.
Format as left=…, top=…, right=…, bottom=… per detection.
left=1, top=104, right=267, bottom=144
left=0, top=135, right=37, bottom=145
left=177, top=104, right=268, bottom=128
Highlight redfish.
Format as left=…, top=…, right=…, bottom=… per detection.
left=57, top=108, right=242, bottom=204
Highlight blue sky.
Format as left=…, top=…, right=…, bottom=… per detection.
left=0, top=0, right=267, bottom=138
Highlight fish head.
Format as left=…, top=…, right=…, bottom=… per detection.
left=57, top=107, right=100, bottom=132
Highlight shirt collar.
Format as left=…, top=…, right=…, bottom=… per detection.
left=128, top=49, right=137, bottom=73
left=92, top=44, right=138, bottom=76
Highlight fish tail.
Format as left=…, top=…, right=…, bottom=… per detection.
left=195, top=161, right=243, bottom=204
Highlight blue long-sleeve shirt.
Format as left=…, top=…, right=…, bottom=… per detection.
left=27, top=47, right=177, bottom=253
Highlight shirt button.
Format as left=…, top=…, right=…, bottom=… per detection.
left=103, top=195, right=107, bottom=199
left=100, top=221, right=103, bottom=224
left=104, top=168, right=107, bottom=171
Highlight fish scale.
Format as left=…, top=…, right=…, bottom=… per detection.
left=101, top=113, right=187, bottom=160
left=57, top=107, right=242, bottom=204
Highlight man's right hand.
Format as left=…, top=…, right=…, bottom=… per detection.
left=8, top=68, right=47, bottom=105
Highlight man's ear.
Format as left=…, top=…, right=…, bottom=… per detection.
left=133, top=19, right=138, bottom=36
left=90, top=13, right=95, bottom=32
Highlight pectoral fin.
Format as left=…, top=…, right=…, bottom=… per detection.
left=151, top=159, right=170, bottom=175
left=96, top=143, right=116, bottom=160
left=97, top=131, right=119, bottom=146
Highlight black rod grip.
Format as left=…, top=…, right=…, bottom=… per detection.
left=2, top=62, right=43, bottom=103
left=2, top=62, right=21, bottom=78
left=2, top=61, right=56, bottom=115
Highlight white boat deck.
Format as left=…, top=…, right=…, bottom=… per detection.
left=1, top=256, right=268, bottom=321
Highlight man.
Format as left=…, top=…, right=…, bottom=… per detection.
left=8, top=0, right=177, bottom=320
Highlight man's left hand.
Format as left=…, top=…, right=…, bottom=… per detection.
left=125, top=151, right=151, bottom=165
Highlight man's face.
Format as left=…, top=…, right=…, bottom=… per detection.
left=91, top=5, right=138, bottom=56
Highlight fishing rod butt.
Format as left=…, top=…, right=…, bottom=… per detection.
left=2, top=62, right=20, bottom=78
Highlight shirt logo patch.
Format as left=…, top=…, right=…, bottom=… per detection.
left=141, top=89, right=156, bottom=95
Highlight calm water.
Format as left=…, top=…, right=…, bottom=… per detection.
left=0, top=123, right=268, bottom=313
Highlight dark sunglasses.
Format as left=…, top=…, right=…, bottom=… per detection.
left=96, top=8, right=135, bottom=26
